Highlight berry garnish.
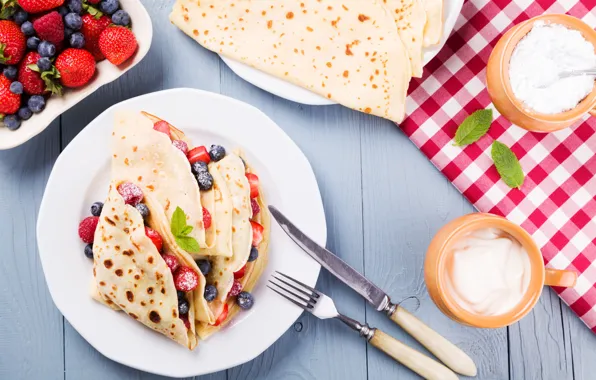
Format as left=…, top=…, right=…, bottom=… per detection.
left=98, top=26, right=137, bottom=65
left=153, top=120, right=171, bottom=138
left=18, top=107, right=32, bottom=120
left=55, top=48, right=96, bottom=88
left=0, top=20, right=26, bottom=65
left=177, top=290, right=186, bottom=301
left=191, top=160, right=208, bottom=174
left=135, top=203, right=149, bottom=218
left=212, top=303, right=228, bottom=326
left=248, top=246, right=258, bottom=262
left=187, top=146, right=210, bottom=165
left=196, top=171, right=213, bottom=191
left=3, top=115, right=20, bottom=131
left=251, top=198, right=260, bottom=215
left=178, top=298, right=190, bottom=316
left=81, top=14, right=111, bottom=61
left=0, top=75, right=20, bottom=115
left=37, top=41, right=56, bottom=58
left=18, top=0, right=65, bottom=13
left=233, top=264, right=246, bottom=280
left=3, top=66, right=17, bottom=80
left=237, top=292, right=254, bottom=310
left=208, top=145, right=226, bottom=162
left=111, top=10, right=130, bottom=26
left=64, top=13, right=82, bottom=31
left=162, top=253, right=179, bottom=273
left=228, top=280, right=243, bottom=297
left=116, top=182, right=143, bottom=205
left=90, top=201, right=103, bottom=216
left=204, top=284, right=217, bottom=302
left=66, top=0, right=83, bottom=14
left=180, top=314, right=190, bottom=329
left=195, top=259, right=211, bottom=276
left=33, top=11, right=64, bottom=45
left=84, top=243, right=94, bottom=259
left=99, top=0, right=119, bottom=15
left=78, top=216, right=99, bottom=244
left=144, top=226, right=163, bottom=252
left=172, top=140, right=188, bottom=155
left=246, top=173, right=259, bottom=198
left=202, top=207, right=212, bottom=229
left=28, top=95, right=45, bottom=113
left=251, top=221, right=264, bottom=247
left=174, top=266, right=199, bottom=292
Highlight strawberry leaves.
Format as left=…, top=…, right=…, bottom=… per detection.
left=171, top=207, right=200, bottom=253
left=28, top=63, right=62, bottom=95
left=0, top=42, right=11, bottom=64
left=0, top=0, right=18, bottom=20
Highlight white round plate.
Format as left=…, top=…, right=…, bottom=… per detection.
left=222, top=0, right=464, bottom=105
left=37, top=88, right=326, bottom=378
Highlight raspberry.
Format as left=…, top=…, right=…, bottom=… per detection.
left=251, top=198, right=260, bottom=215
left=173, top=266, right=199, bottom=292
left=180, top=314, right=190, bottom=329
left=78, top=216, right=99, bottom=244
left=162, top=254, right=179, bottom=273
left=33, top=11, right=64, bottom=45
left=172, top=140, right=188, bottom=155
left=228, top=280, right=243, bottom=297
left=145, top=227, right=163, bottom=252
left=117, top=182, right=143, bottom=205
left=202, top=207, right=212, bottom=229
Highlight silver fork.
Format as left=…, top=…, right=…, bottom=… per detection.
left=269, top=272, right=458, bottom=380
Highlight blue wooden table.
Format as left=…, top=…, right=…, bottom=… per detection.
left=1, top=1, right=595, bottom=379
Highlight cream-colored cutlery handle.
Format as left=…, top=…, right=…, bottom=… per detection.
left=369, top=329, right=458, bottom=380
left=390, top=306, right=477, bottom=376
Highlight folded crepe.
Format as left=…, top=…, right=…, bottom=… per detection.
left=92, top=183, right=201, bottom=349
left=170, top=0, right=411, bottom=122
left=421, top=0, right=443, bottom=47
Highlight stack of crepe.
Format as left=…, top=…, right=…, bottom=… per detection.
left=170, top=0, right=443, bottom=122
left=91, top=111, right=269, bottom=349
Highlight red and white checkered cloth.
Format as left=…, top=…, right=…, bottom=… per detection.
left=401, top=0, right=596, bottom=331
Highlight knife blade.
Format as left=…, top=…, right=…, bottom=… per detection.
left=268, top=205, right=390, bottom=311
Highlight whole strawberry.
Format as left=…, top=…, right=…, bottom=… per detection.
left=0, top=20, right=26, bottom=65
left=0, top=74, right=20, bottom=115
left=19, top=51, right=61, bottom=95
left=81, top=14, right=110, bottom=61
left=99, top=26, right=137, bottom=65
left=55, top=48, right=96, bottom=88
left=33, top=11, right=64, bottom=46
left=17, top=0, right=64, bottom=13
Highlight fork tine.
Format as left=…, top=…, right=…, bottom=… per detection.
left=271, top=275, right=318, bottom=303
left=267, top=285, right=314, bottom=311
left=275, top=271, right=320, bottom=298
left=269, top=278, right=316, bottom=306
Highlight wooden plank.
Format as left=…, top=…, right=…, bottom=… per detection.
left=0, top=121, right=64, bottom=380
left=219, top=65, right=368, bottom=380
left=562, top=299, right=596, bottom=380
left=360, top=121, right=509, bottom=379
left=509, top=289, right=573, bottom=380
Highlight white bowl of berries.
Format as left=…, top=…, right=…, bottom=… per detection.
left=0, top=0, right=152, bottom=150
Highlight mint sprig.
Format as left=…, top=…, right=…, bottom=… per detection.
left=454, top=109, right=493, bottom=146
left=171, top=207, right=200, bottom=253
left=491, top=141, right=525, bottom=189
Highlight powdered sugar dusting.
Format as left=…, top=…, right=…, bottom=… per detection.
left=509, top=21, right=596, bottom=114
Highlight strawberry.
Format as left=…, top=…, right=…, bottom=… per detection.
left=174, top=266, right=199, bottom=292
left=162, top=254, right=180, bottom=273
left=81, top=14, right=111, bottom=61
left=18, top=51, right=58, bottom=95
left=116, top=182, right=143, bottom=205
left=87, top=0, right=101, bottom=3
left=0, top=20, right=25, bottom=65
left=212, top=304, right=228, bottom=326
left=78, top=216, right=99, bottom=244
left=33, top=11, right=64, bottom=45
left=16, top=0, right=64, bottom=13
left=180, top=314, right=190, bottom=329
left=202, top=207, right=212, bottom=229
left=246, top=173, right=259, bottom=198
left=99, top=26, right=138, bottom=65
left=187, top=146, right=210, bottom=164
left=55, top=48, right=96, bottom=88
left=153, top=120, right=171, bottom=138
left=144, top=227, right=163, bottom=252
left=228, top=279, right=243, bottom=296
left=0, top=74, right=20, bottom=115
left=233, top=265, right=246, bottom=280
left=251, top=198, right=260, bottom=215
left=172, top=140, right=188, bottom=155
left=251, top=220, right=264, bottom=247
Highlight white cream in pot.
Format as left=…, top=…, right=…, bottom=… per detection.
left=445, top=228, right=531, bottom=316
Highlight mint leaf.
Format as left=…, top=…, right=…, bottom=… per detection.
left=491, top=141, right=524, bottom=189
left=171, top=206, right=186, bottom=236
left=175, top=236, right=200, bottom=253
left=454, top=109, right=493, bottom=146
left=181, top=225, right=193, bottom=236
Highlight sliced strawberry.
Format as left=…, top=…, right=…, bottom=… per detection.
left=202, top=207, right=212, bottom=229
left=246, top=173, right=259, bottom=198
left=180, top=314, right=190, bottom=329
left=228, top=279, right=243, bottom=296
left=78, top=216, right=99, bottom=244
left=162, top=254, right=179, bottom=273
left=212, top=303, right=229, bottom=326
left=187, top=146, right=210, bottom=164
left=153, top=120, right=171, bottom=138
left=172, top=140, right=188, bottom=154
left=174, top=266, right=199, bottom=292
left=251, top=198, right=260, bottom=216
left=116, top=182, right=143, bottom=205
left=251, top=221, right=264, bottom=247
left=145, top=226, right=163, bottom=252
left=233, top=265, right=246, bottom=280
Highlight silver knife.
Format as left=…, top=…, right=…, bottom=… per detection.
left=269, top=205, right=477, bottom=377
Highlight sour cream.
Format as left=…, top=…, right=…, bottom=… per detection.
left=445, top=228, right=531, bottom=316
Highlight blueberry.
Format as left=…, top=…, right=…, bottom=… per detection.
left=28, top=95, right=46, bottom=113
left=37, top=57, right=52, bottom=72
left=177, top=290, right=186, bottom=301
left=13, top=10, right=28, bottom=26
left=3, top=115, right=21, bottom=131
left=38, top=41, right=56, bottom=57
left=248, top=246, right=259, bottom=262
left=178, top=298, right=190, bottom=315
left=196, top=171, right=213, bottom=191
left=99, top=0, right=119, bottom=15
left=90, top=201, right=104, bottom=216
left=135, top=203, right=149, bottom=218
left=236, top=291, right=254, bottom=310
left=58, top=6, right=69, bottom=16
left=204, top=285, right=217, bottom=302
left=69, top=32, right=85, bottom=48
left=209, top=145, right=226, bottom=162
left=67, top=0, right=83, bottom=14
left=9, top=81, right=23, bottom=95
left=191, top=160, right=208, bottom=174
left=195, top=259, right=211, bottom=275
left=111, top=9, right=130, bottom=26
left=84, top=243, right=94, bottom=259
left=64, top=27, right=74, bottom=40
left=65, top=13, right=82, bottom=30
left=20, top=21, right=34, bottom=36
left=18, top=107, right=32, bottom=120
left=3, top=66, right=17, bottom=80
left=27, top=36, right=40, bottom=50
